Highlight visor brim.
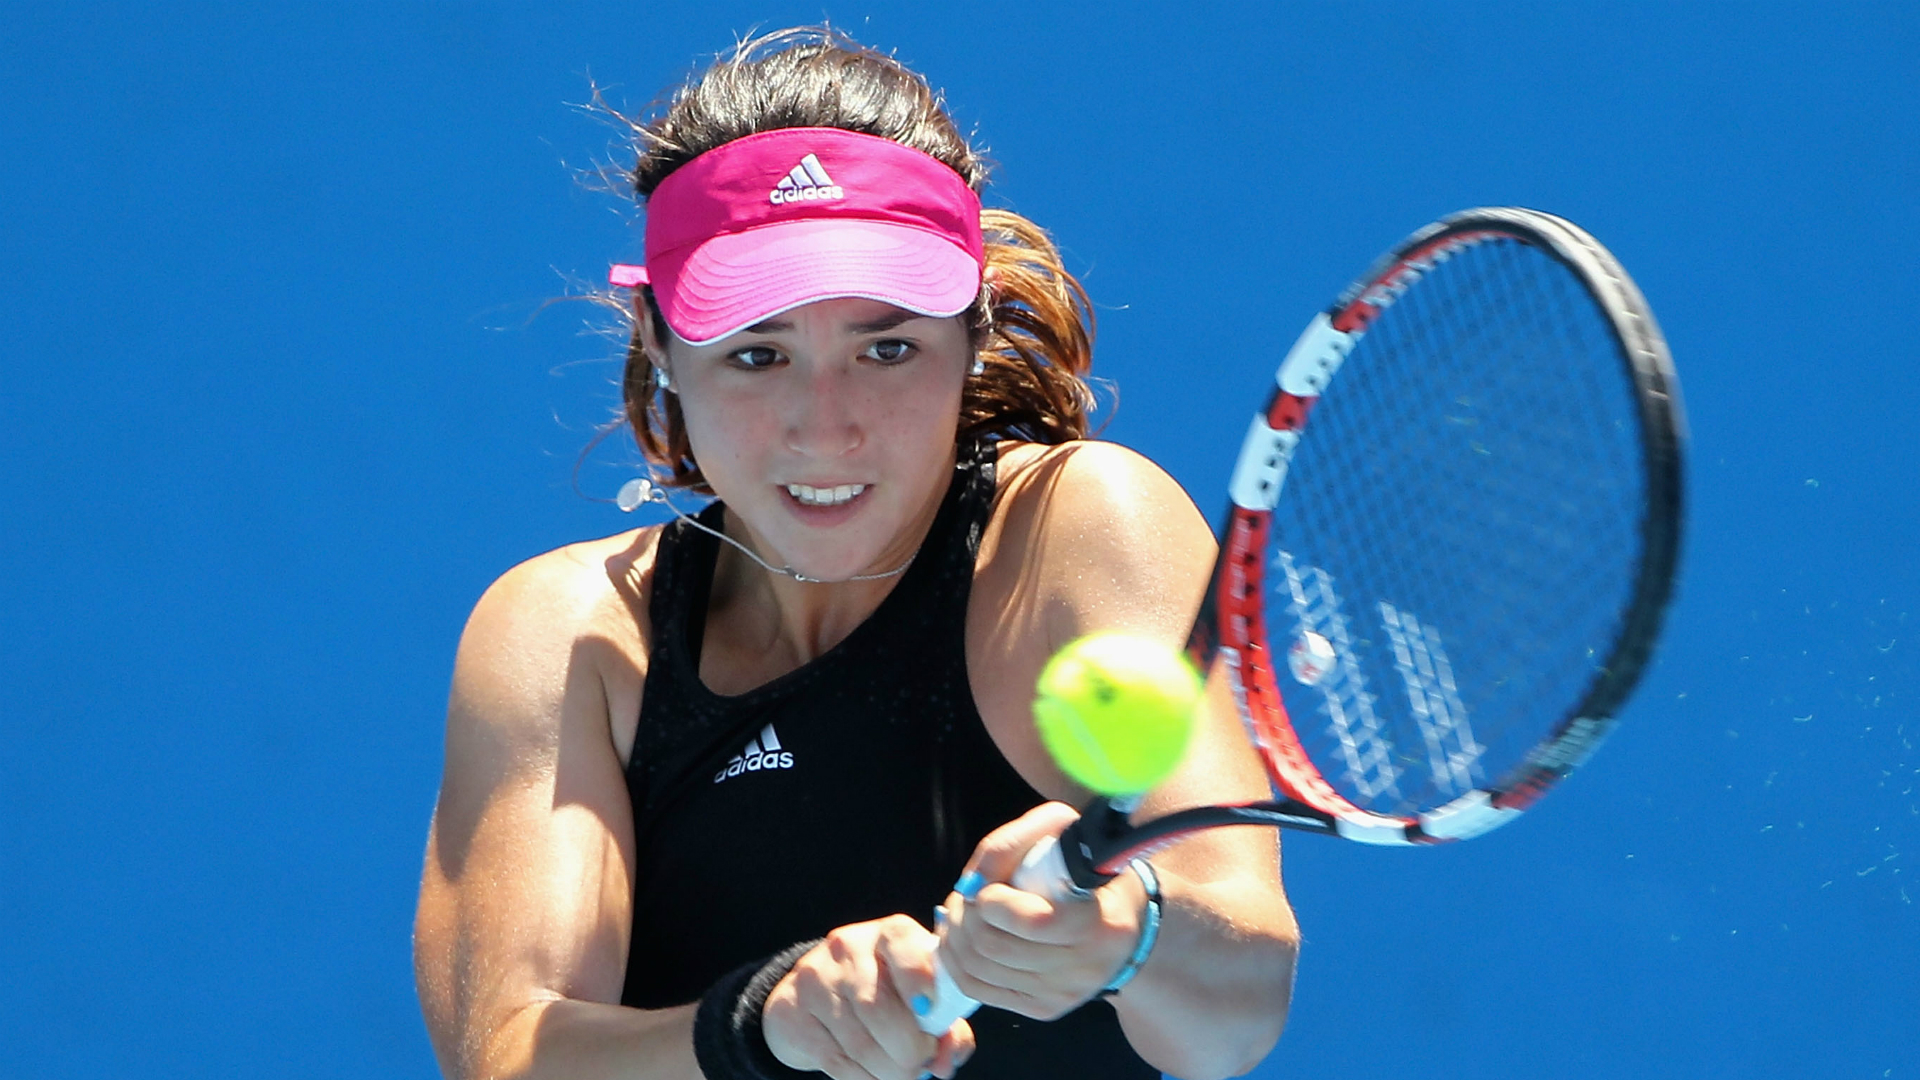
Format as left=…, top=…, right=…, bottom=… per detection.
left=649, top=218, right=982, bottom=346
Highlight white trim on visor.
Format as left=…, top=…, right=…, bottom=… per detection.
left=664, top=292, right=975, bottom=348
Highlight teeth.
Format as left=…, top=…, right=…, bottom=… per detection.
left=785, top=483, right=866, bottom=507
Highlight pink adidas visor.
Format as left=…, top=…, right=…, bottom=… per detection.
left=610, top=127, right=986, bottom=347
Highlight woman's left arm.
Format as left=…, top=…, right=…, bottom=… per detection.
left=949, top=440, right=1300, bottom=1080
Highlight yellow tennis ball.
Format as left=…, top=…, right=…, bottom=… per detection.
left=1032, top=631, right=1202, bottom=796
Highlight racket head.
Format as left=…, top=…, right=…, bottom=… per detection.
left=1192, top=207, right=1684, bottom=846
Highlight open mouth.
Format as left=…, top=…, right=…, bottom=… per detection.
left=784, top=483, right=867, bottom=508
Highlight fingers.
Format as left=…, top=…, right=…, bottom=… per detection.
left=870, top=917, right=940, bottom=1037
left=938, top=894, right=1114, bottom=1019
left=930, top=1020, right=975, bottom=1079
left=763, top=916, right=956, bottom=1080
left=767, top=1006, right=891, bottom=1080
left=972, top=881, right=1093, bottom=945
left=937, top=801, right=1090, bottom=1020
left=832, top=923, right=933, bottom=1075
left=937, top=837, right=1150, bottom=1021
left=955, top=801, right=1082, bottom=889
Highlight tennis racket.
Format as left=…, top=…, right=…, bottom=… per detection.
left=916, top=206, right=1684, bottom=1033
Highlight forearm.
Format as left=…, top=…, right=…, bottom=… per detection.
left=439, top=997, right=701, bottom=1080
left=1110, top=872, right=1298, bottom=1080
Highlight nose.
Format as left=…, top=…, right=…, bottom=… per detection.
left=783, top=362, right=864, bottom=459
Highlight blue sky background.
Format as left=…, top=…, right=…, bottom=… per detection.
left=2, top=3, right=1915, bottom=1077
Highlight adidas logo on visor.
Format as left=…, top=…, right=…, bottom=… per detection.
left=769, top=153, right=845, bottom=205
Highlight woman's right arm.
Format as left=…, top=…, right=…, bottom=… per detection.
left=413, top=542, right=705, bottom=1080
left=413, top=541, right=969, bottom=1080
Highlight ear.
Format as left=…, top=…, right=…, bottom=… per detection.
left=633, top=292, right=671, bottom=367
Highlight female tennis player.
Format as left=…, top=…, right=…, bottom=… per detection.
left=414, top=29, right=1297, bottom=1080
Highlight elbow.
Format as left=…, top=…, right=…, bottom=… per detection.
left=1129, top=930, right=1297, bottom=1080
left=1146, top=1018, right=1285, bottom=1080
left=431, top=997, right=554, bottom=1080
left=1127, top=986, right=1291, bottom=1080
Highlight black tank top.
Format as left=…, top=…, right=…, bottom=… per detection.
left=621, top=441, right=1156, bottom=1079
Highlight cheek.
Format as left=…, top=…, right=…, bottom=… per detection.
left=674, top=390, right=767, bottom=483
left=869, top=379, right=966, bottom=465
left=881, top=344, right=971, bottom=433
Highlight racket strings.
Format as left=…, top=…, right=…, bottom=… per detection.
left=1268, top=237, right=1648, bottom=818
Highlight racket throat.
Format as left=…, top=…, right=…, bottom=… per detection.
left=1059, top=798, right=1139, bottom=887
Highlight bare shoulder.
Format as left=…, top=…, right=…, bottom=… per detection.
left=986, top=440, right=1214, bottom=642
left=969, top=441, right=1217, bottom=801
left=447, top=526, right=663, bottom=774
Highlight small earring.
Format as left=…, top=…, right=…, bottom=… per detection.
left=969, top=357, right=985, bottom=377
left=653, top=367, right=672, bottom=392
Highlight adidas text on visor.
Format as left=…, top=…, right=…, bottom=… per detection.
left=610, top=127, right=986, bottom=347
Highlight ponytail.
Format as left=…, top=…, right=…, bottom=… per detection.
left=960, top=208, right=1098, bottom=447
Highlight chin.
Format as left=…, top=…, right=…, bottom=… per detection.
left=788, top=544, right=893, bottom=582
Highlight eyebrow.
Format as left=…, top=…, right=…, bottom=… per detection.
left=848, top=309, right=926, bottom=335
left=741, top=308, right=928, bottom=336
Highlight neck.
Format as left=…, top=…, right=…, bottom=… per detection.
left=707, top=473, right=948, bottom=668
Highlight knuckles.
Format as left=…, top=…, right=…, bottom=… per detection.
left=825, top=924, right=864, bottom=955
left=877, top=912, right=925, bottom=935
left=789, top=959, right=834, bottom=1002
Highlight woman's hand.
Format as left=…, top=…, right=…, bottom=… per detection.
left=763, top=915, right=975, bottom=1080
left=933, top=802, right=1148, bottom=1021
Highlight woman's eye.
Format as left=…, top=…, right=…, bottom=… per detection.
left=863, top=339, right=916, bottom=364
left=728, top=345, right=782, bottom=369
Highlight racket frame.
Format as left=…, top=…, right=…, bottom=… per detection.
left=1065, top=207, right=1685, bottom=875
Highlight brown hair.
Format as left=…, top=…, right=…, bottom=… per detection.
left=613, top=27, right=1097, bottom=492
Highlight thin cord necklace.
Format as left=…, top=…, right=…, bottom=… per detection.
left=616, top=478, right=915, bottom=585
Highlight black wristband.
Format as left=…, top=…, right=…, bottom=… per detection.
left=692, top=939, right=823, bottom=1080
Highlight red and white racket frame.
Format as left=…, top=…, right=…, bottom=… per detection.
left=1180, top=206, right=1685, bottom=849
left=1037, top=208, right=1682, bottom=888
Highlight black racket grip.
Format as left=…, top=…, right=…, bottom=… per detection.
left=1058, top=798, right=1137, bottom=891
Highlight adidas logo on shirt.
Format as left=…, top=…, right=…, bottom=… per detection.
left=714, top=723, right=795, bottom=783
left=769, top=154, right=844, bottom=205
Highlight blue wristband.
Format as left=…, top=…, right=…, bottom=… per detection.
left=1099, top=859, right=1162, bottom=996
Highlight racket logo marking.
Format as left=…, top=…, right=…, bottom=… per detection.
left=1286, top=631, right=1336, bottom=687
left=1377, top=602, right=1486, bottom=796
left=1275, top=550, right=1400, bottom=802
